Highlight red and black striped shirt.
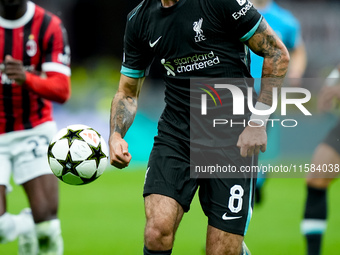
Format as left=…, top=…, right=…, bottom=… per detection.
left=0, top=1, right=71, bottom=134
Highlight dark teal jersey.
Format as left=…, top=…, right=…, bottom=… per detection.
left=121, top=0, right=262, bottom=146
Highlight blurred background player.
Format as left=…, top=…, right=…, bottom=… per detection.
left=301, top=65, right=340, bottom=255
left=0, top=0, right=71, bottom=254
left=250, top=0, right=307, bottom=203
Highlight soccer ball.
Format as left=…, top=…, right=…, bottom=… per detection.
left=47, top=124, right=109, bottom=185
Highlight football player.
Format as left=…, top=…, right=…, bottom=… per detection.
left=0, top=0, right=71, bottom=254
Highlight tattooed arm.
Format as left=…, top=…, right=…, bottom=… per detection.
left=246, top=18, right=290, bottom=105
left=109, top=74, right=144, bottom=168
left=237, top=18, right=290, bottom=158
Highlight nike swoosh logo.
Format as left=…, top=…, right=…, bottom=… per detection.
left=149, top=36, right=162, bottom=48
left=222, top=213, right=242, bottom=221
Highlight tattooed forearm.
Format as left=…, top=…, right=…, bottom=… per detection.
left=246, top=19, right=290, bottom=105
left=110, top=93, right=137, bottom=138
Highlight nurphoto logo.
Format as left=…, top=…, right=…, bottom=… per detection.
left=200, top=83, right=312, bottom=128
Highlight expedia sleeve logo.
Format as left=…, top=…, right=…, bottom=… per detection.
left=232, top=1, right=253, bottom=20
left=236, top=0, right=247, bottom=6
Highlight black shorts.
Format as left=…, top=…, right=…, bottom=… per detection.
left=143, top=131, right=257, bottom=236
left=323, top=119, right=340, bottom=154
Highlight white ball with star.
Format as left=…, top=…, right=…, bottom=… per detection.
left=47, top=124, right=108, bottom=185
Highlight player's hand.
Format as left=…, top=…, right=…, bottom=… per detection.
left=4, top=55, right=26, bottom=85
left=237, top=122, right=267, bottom=157
left=318, top=86, right=340, bottom=113
left=109, top=132, right=132, bottom=169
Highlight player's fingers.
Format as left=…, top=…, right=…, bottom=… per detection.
left=6, top=73, right=21, bottom=80
left=110, top=152, right=129, bottom=168
left=110, top=144, right=124, bottom=162
left=247, top=146, right=255, bottom=157
left=111, top=159, right=128, bottom=169
left=115, top=152, right=131, bottom=164
left=113, top=160, right=129, bottom=169
left=110, top=158, right=124, bottom=168
left=113, top=142, right=123, bottom=154
left=4, top=66, right=22, bottom=76
left=5, top=60, right=21, bottom=66
left=254, top=145, right=261, bottom=156
left=260, top=143, right=267, bottom=153
left=124, top=152, right=132, bottom=162
left=236, top=138, right=242, bottom=149
left=121, top=141, right=129, bottom=155
left=5, top=55, right=22, bottom=65
left=4, top=63, right=22, bottom=73
left=110, top=146, right=122, bottom=159
left=115, top=142, right=129, bottom=158
left=117, top=141, right=131, bottom=163
left=114, top=144, right=131, bottom=164
left=239, top=145, right=248, bottom=158
left=5, top=55, right=13, bottom=62
left=4, top=64, right=16, bottom=73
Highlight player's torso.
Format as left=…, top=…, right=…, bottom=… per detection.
left=139, top=0, right=250, bottom=79
left=0, top=4, right=55, bottom=134
left=129, top=0, right=258, bottom=146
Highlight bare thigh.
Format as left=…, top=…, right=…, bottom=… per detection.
left=206, top=225, right=243, bottom=255
left=22, top=174, right=59, bottom=223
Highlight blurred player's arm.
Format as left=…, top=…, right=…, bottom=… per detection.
left=237, top=18, right=290, bottom=157
left=318, top=65, right=340, bottom=112
left=109, top=74, right=144, bottom=168
left=3, top=55, right=70, bottom=104
left=288, top=41, right=307, bottom=79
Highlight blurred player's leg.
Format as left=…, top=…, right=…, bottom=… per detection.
left=0, top=185, right=6, bottom=216
left=241, top=241, right=251, bottom=255
left=0, top=187, right=35, bottom=246
left=301, top=144, right=340, bottom=255
left=0, top=157, right=36, bottom=246
left=302, top=186, right=327, bottom=255
left=23, top=174, right=63, bottom=255
left=255, top=172, right=265, bottom=204
left=143, top=194, right=184, bottom=255
left=35, top=219, right=63, bottom=255
left=17, top=208, right=38, bottom=255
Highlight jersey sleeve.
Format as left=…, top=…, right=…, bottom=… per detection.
left=121, top=4, right=154, bottom=78
left=41, top=16, right=71, bottom=77
left=220, top=0, right=263, bottom=42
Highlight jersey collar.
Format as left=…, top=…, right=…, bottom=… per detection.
left=0, top=1, right=35, bottom=29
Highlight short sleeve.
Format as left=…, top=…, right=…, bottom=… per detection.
left=226, top=0, right=263, bottom=41
left=41, top=16, right=71, bottom=76
left=121, top=4, right=154, bottom=78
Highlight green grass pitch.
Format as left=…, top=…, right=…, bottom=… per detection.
left=1, top=168, right=340, bottom=254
